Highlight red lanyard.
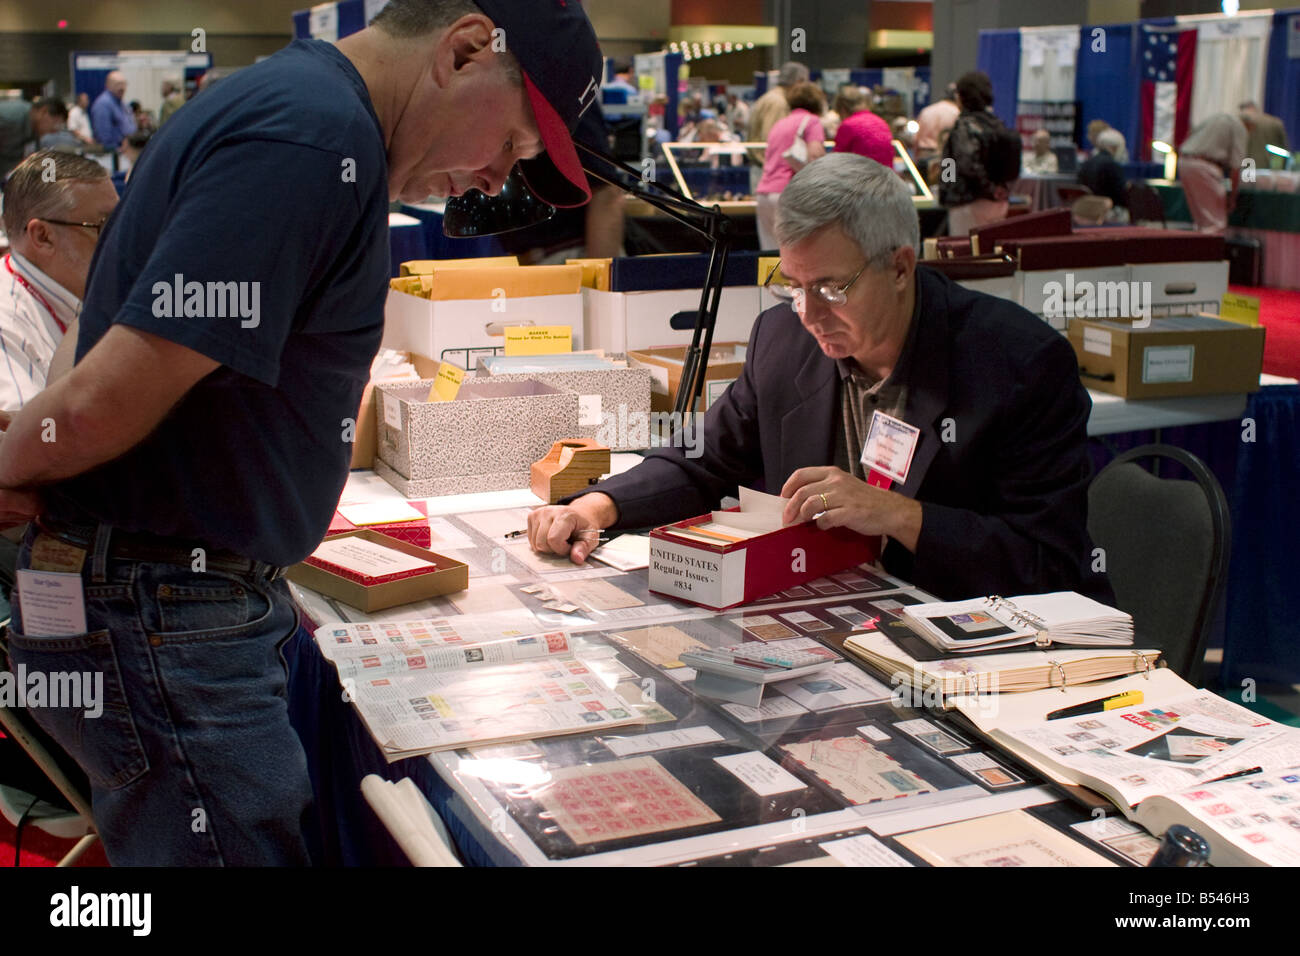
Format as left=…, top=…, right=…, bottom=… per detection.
left=4, top=255, right=68, bottom=335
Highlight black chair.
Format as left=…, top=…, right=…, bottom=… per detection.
left=1127, top=181, right=1168, bottom=229
left=1087, top=445, right=1231, bottom=686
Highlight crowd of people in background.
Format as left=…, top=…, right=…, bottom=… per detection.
left=629, top=55, right=1292, bottom=241
left=0, top=69, right=232, bottom=187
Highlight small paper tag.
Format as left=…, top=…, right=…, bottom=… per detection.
left=15, top=569, right=87, bottom=637
left=578, top=394, right=602, bottom=426
left=861, top=410, right=920, bottom=485
left=428, top=362, right=465, bottom=402
left=1218, top=292, right=1260, bottom=327
left=504, top=325, right=572, bottom=356
left=382, top=392, right=402, bottom=429
left=1142, top=345, right=1195, bottom=384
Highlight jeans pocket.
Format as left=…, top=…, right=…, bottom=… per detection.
left=4, top=628, right=150, bottom=791
left=153, top=574, right=269, bottom=642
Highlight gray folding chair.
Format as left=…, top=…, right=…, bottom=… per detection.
left=1087, top=445, right=1231, bottom=686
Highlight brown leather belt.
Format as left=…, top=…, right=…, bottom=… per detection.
left=35, top=517, right=288, bottom=581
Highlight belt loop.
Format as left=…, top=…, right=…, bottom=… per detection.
left=91, top=523, right=113, bottom=583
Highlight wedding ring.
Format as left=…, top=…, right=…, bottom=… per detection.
left=818, top=492, right=829, bottom=512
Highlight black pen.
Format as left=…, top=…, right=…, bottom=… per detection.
left=1203, top=766, right=1263, bottom=784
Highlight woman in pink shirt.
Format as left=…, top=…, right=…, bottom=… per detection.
left=756, top=82, right=826, bottom=250
left=832, top=87, right=894, bottom=168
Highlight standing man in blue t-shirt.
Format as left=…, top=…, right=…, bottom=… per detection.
left=0, top=0, right=602, bottom=866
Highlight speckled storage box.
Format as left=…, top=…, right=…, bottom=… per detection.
left=373, top=378, right=580, bottom=497
left=475, top=360, right=654, bottom=452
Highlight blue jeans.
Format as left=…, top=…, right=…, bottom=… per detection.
left=5, top=524, right=312, bottom=865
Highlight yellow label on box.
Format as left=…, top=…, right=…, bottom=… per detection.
left=427, top=362, right=465, bottom=402
left=758, top=256, right=786, bottom=286
left=504, top=326, right=573, bottom=356
left=1218, top=292, right=1260, bottom=327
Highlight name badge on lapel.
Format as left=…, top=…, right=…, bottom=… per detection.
left=860, top=410, right=921, bottom=487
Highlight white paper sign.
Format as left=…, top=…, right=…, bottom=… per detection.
left=713, top=751, right=805, bottom=796
left=309, top=2, right=340, bottom=41
left=603, top=726, right=723, bottom=757
left=15, top=570, right=87, bottom=637
left=1142, top=345, right=1195, bottom=383
left=861, top=411, right=920, bottom=485
left=1083, top=326, right=1112, bottom=357
left=309, top=537, right=435, bottom=577
left=821, top=833, right=913, bottom=867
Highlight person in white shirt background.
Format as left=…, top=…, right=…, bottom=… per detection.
left=1, top=149, right=118, bottom=411
left=67, top=92, right=94, bottom=144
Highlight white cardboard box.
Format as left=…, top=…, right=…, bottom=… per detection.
left=1131, top=260, right=1229, bottom=318
left=583, top=286, right=761, bottom=352
left=382, top=289, right=584, bottom=360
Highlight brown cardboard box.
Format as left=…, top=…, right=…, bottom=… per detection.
left=1068, top=315, right=1265, bottom=399
left=627, top=343, right=747, bottom=413
left=286, top=530, right=468, bottom=612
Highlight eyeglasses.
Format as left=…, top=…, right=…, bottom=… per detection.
left=764, top=257, right=874, bottom=309
left=40, top=218, right=108, bottom=237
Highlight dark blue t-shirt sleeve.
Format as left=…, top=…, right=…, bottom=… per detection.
left=111, top=138, right=365, bottom=386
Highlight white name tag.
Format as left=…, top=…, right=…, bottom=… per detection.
left=860, top=410, right=920, bottom=485
left=15, top=570, right=87, bottom=637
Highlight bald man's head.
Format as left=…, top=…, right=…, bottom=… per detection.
left=106, top=72, right=128, bottom=98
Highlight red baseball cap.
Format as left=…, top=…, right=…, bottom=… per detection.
left=473, top=0, right=604, bottom=208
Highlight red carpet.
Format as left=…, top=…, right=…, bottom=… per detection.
left=0, top=812, right=108, bottom=867
left=1234, top=284, right=1300, bottom=380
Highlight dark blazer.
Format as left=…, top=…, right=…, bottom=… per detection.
left=582, top=266, right=1112, bottom=603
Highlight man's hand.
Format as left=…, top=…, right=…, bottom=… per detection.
left=526, top=493, right=619, bottom=565
left=780, top=466, right=923, bottom=552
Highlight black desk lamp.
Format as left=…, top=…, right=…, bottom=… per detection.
left=443, top=143, right=733, bottom=420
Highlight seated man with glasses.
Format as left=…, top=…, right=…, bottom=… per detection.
left=529, top=152, right=1110, bottom=602
left=0, top=149, right=118, bottom=411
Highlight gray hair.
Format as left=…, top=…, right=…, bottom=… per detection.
left=2, top=149, right=109, bottom=239
left=775, top=153, right=919, bottom=260
left=777, top=61, right=809, bottom=87
left=1096, top=127, right=1125, bottom=156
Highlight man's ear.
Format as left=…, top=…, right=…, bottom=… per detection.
left=23, top=219, right=56, bottom=258
left=428, top=14, right=494, bottom=90
left=893, top=245, right=917, bottom=292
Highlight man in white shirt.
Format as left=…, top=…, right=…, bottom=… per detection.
left=915, top=85, right=960, bottom=161
left=67, top=92, right=94, bottom=144
left=1, top=149, right=118, bottom=410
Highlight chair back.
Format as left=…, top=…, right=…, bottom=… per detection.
left=1087, top=444, right=1231, bottom=684
left=1127, top=181, right=1168, bottom=228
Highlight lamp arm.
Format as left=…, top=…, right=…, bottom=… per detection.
left=573, top=140, right=733, bottom=418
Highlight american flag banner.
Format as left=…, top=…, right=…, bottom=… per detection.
left=1139, top=25, right=1197, bottom=161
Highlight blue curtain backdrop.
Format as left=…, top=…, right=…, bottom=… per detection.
left=1265, top=10, right=1300, bottom=153
left=1221, top=386, right=1300, bottom=688
left=975, top=29, right=1020, bottom=128
left=1074, top=24, right=1140, bottom=152
left=292, top=10, right=310, bottom=39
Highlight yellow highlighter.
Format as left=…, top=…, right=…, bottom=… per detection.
left=1046, top=689, right=1144, bottom=721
